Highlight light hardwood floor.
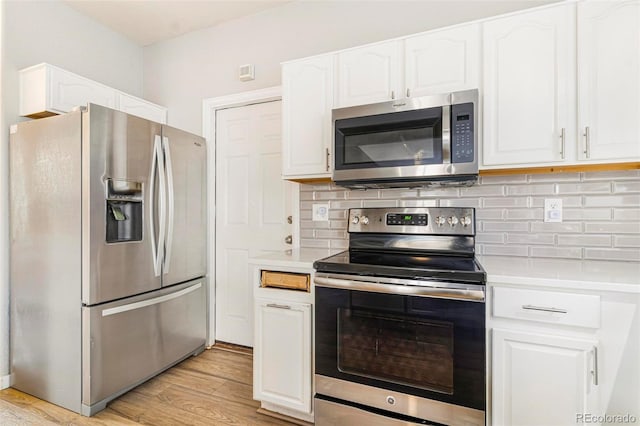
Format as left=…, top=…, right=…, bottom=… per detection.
left=0, top=344, right=294, bottom=425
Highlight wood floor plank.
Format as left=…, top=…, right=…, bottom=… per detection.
left=153, top=385, right=289, bottom=426
left=179, top=351, right=253, bottom=385
left=108, top=390, right=215, bottom=426
left=144, top=364, right=228, bottom=398
left=0, top=346, right=297, bottom=425
left=0, top=399, right=57, bottom=426
left=210, top=379, right=257, bottom=408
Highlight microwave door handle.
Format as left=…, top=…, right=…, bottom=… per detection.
left=442, top=104, right=451, bottom=164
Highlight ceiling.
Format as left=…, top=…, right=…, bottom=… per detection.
left=64, top=0, right=292, bottom=46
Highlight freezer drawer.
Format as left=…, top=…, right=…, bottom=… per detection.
left=82, top=279, right=206, bottom=412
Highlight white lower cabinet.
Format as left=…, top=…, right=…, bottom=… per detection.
left=492, top=328, right=599, bottom=426
left=489, top=283, right=640, bottom=426
left=253, top=297, right=312, bottom=414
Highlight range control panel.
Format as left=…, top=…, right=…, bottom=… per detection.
left=386, top=213, right=428, bottom=226
left=349, top=207, right=475, bottom=236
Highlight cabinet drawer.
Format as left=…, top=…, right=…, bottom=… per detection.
left=493, top=287, right=600, bottom=328
left=261, top=270, right=310, bottom=292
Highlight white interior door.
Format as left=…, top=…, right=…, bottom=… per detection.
left=215, top=100, right=293, bottom=347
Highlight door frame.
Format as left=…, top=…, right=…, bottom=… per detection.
left=202, top=86, right=300, bottom=346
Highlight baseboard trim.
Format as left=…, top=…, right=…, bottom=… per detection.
left=260, top=401, right=314, bottom=424
left=257, top=407, right=313, bottom=426
left=1, top=373, right=13, bottom=389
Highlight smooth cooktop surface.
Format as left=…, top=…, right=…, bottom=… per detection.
left=314, top=250, right=486, bottom=284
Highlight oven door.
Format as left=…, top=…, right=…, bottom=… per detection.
left=315, top=277, right=485, bottom=424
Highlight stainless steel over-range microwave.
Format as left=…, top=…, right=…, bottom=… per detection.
left=332, top=89, right=479, bottom=189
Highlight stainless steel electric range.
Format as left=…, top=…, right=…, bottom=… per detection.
left=313, top=207, right=486, bottom=426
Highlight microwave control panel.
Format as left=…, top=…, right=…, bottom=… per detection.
left=451, top=102, right=474, bottom=163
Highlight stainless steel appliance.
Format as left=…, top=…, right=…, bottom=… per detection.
left=332, top=89, right=479, bottom=189
left=9, top=104, right=207, bottom=416
left=313, top=207, right=486, bottom=425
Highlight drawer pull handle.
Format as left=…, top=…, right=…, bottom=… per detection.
left=521, top=304, right=567, bottom=314
left=266, top=303, right=291, bottom=310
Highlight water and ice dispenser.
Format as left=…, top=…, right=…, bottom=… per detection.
left=105, top=179, right=143, bottom=243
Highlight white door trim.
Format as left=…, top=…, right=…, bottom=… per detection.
left=202, top=86, right=300, bottom=346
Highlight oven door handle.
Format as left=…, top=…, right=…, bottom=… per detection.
left=314, top=275, right=485, bottom=302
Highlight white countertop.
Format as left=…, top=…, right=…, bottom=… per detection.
left=249, top=249, right=640, bottom=293
left=249, top=248, right=341, bottom=270
left=478, top=255, right=640, bottom=293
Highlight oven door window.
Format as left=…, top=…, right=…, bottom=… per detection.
left=338, top=308, right=454, bottom=394
left=334, top=107, right=443, bottom=170
left=315, top=287, right=485, bottom=411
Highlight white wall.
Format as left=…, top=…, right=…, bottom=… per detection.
left=0, top=0, right=144, bottom=385
left=143, top=0, right=557, bottom=135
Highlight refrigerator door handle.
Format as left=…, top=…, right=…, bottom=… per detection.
left=150, top=135, right=166, bottom=277
left=101, top=282, right=202, bottom=317
left=162, top=136, right=174, bottom=274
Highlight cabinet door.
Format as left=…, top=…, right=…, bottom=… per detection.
left=492, top=328, right=599, bottom=426
left=49, top=66, right=117, bottom=113
left=482, top=5, right=575, bottom=167
left=405, top=24, right=480, bottom=97
left=253, top=298, right=312, bottom=413
left=335, top=41, right=402, bottom=107
left=577, top=0, right=640, bottom=162
left=282, top=56, right=333, bottom=178
left=117, top=93, right=167, bottom=124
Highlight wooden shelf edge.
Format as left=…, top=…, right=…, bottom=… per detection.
left=479, top=162, right=640, bottom=176
left=285, top=163, right=639, bottom=183
left=285, top=177, right=332, bottom=184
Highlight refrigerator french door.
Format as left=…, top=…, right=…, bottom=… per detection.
left=10, top=104, right=207, bottom=416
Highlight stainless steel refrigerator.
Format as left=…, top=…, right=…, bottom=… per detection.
left=9, top=104, right=207, bottom=415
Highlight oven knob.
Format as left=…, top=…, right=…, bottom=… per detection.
left=351, top=216, right=359, bottom=224
left=461, top=216, right=472, bottom=227
left=435, top=216, right=446, bottom=226
left=448, top=216, right=459, bottom=226
left=360, top=216, right=370, bottom=225
left=386, top=396, right=396, bottom=405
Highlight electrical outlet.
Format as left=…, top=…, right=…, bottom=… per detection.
left=312, top=203, right=329, bottom=222
left=544, top=199, right=563, bottom=223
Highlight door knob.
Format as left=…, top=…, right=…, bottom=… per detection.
left=284, top=235, right=293, bottom=245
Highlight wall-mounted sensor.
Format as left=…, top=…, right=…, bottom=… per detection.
left=544, top=198, right=563, bottom=223
left=312, top=204, right=329, bottom=222
left=239, top=64, right=255, bottom=82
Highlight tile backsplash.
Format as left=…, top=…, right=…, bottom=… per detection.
left=299, top=170, right=640, bottom=262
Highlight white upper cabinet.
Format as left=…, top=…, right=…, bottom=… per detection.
left=282, top=55, right=334, bottom=178
left=577, top=0, right=640, bottom=162
left=20, top=63, right=116, bottom=118
left=405, top=24, right=481, bottom=97
left=281, top=2, right=638, bottom=180
left=19, top=63, right=167, bottom=123
left=335, top=41, right=403, bottom=108
left=334, top=25, right=481, bottom=108
left=482, top=4, right=575, bottom=167
left=116, top=93, right=167, bottom=124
